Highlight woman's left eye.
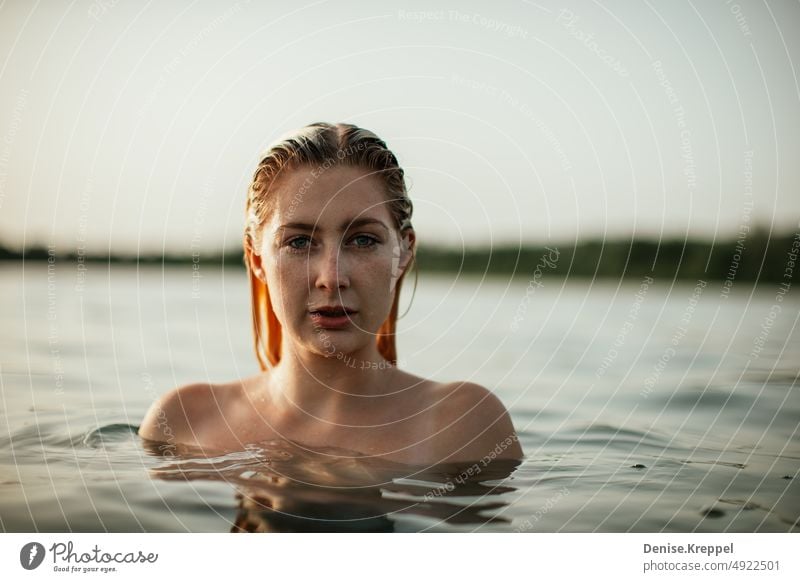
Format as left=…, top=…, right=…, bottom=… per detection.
left=350, top=234, right=379, bottom=248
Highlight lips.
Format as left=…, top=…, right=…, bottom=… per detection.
left=308, top=305, right=357, bottom=329
left=308, top=305, right=357, bottom=317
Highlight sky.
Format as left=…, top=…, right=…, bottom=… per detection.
left=0, top=0, right=798, bottom=254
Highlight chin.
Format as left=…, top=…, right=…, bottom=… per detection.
left=322, top=335, right=373, bottom=357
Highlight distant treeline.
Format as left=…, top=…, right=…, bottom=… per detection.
left=419, top=230, right=798, bottom=282
left=2, top=228, right=798, bottom=282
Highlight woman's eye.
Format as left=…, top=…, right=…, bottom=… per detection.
left=351, top=234, right=378, bottom=248
left=286, top=236, right=310, bottom=251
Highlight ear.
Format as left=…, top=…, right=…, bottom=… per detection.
left=398, top=228, right=416, bottom=273
left=244, top=238, right=266, bottom=281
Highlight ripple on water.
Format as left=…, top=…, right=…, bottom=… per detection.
left=548, top=422, right=680, bottom=453
left=647, top=384, right=755, bottom=410
left=82, top=424, right=141, bottom=448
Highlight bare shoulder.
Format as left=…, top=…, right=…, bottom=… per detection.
left=430, top=380, right=523, bottom=463
left=138, top=381, right=243, bottom=447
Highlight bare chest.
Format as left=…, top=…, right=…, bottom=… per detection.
left=201, top=399, right=438, bottom=464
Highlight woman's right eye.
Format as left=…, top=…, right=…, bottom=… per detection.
left=286, top=236, right=311, bottom=251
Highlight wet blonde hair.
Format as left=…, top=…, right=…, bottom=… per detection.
left=243, top=122, right=415, bottom=370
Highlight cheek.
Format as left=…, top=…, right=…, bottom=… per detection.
left=356, top=256, right=397, bottom=312
left=264, top=258, right=308, bottom=321
left=354, top=252, right=394, bottom=286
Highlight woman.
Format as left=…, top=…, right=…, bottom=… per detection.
left=139, top=122, right=522, bottom=466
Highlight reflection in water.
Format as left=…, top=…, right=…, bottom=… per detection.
left=140, top=438, right=521, bottom=532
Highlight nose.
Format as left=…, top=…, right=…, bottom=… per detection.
left=313, top=243, right=350, bottom=291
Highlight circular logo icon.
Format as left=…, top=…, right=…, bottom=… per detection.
left=20, top=542, right=45, bottom=570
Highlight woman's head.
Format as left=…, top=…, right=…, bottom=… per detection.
left=244, top=122, right=416, bottom=369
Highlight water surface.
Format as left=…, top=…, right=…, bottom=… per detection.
left=1, top=263, right=797, bottom=531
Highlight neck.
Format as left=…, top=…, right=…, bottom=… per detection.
left=267, top=339, right=397, bottom=421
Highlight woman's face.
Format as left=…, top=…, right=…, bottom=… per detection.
left=252, top=165, right=414, bottom=359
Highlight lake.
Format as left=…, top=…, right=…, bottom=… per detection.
left=1, top=261, right=797, bottom=532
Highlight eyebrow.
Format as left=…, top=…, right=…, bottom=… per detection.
left=276, top=217, right=390, bottom=234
